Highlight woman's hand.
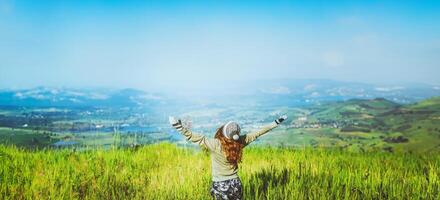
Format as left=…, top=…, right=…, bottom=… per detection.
left=169, top=116, right=183, bottom=131
left=275, top=115, right=288, bottom=125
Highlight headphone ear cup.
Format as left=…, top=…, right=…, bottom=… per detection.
left=232, top=135, right=239, bottom=140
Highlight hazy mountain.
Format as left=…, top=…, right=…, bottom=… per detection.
left=0, top=87, right=167, bottom=108
left=0, top=80, right=438, bottom=108
left=255, top=79, right=440, bottom=105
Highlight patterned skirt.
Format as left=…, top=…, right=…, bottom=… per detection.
left=210, top=177, right=243, bottom=200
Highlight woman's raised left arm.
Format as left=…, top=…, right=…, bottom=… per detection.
left=240, top=115, right=288, bottom=146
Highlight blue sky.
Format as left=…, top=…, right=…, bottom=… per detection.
left=0, top=0, right=439, bottom=91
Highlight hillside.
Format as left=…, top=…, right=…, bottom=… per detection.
left=271, top=97, right=440, bottom=153
left=406, top=96, right=440, bottom=110
left=310, top=98, right=400, bottom=121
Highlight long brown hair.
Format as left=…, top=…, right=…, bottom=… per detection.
left=215, top=125, right=244, bottom=167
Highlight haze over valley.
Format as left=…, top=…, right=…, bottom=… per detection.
left=1, top=79, right=439, bottom=153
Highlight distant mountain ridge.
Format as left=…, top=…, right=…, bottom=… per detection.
left=0, top=79, right=439, bottom=108
left=0, top=87, right=165, bottom=108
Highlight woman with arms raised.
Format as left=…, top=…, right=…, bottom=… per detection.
left=169, top=115, right=287, bottom=200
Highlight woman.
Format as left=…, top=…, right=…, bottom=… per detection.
left=169, top=115, right=287, bottom=200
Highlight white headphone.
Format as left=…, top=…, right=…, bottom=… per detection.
left=222, top=121, right=240, bottom=140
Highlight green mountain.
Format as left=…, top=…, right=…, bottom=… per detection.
left=406, top=96, right=440, bottom=110
left=268, top=97, right=440, bottom=153
left=310, top=98, right=400, bottom=121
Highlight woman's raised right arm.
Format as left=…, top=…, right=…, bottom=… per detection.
left=169, top=116, right=218, bottom=151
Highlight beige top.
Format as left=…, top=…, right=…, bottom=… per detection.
left=178, top=122, right=279, bottom=182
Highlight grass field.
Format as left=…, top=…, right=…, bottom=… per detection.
left=1, top=143, right=439, bottom=199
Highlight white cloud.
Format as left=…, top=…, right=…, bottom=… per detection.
left=304, top=84, right=317, bottom=91
left=139, top=94, right=162, bottom=100
left=374, top=86, right=405, bottom=92
left=260, top=86, right=291, bottom=94
left=14, top=92, right=23, bottom=98
left=310, top=92, right=320, bottom=97
left=322, top=51, right=345, bottom=67
left=89, top=93, right=109, bottom=100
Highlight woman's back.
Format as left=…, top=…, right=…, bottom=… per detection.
left=209, top=139, right=240, bottom=181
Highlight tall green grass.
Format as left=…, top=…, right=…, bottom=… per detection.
left=1, top=143, right=439, bottom=199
